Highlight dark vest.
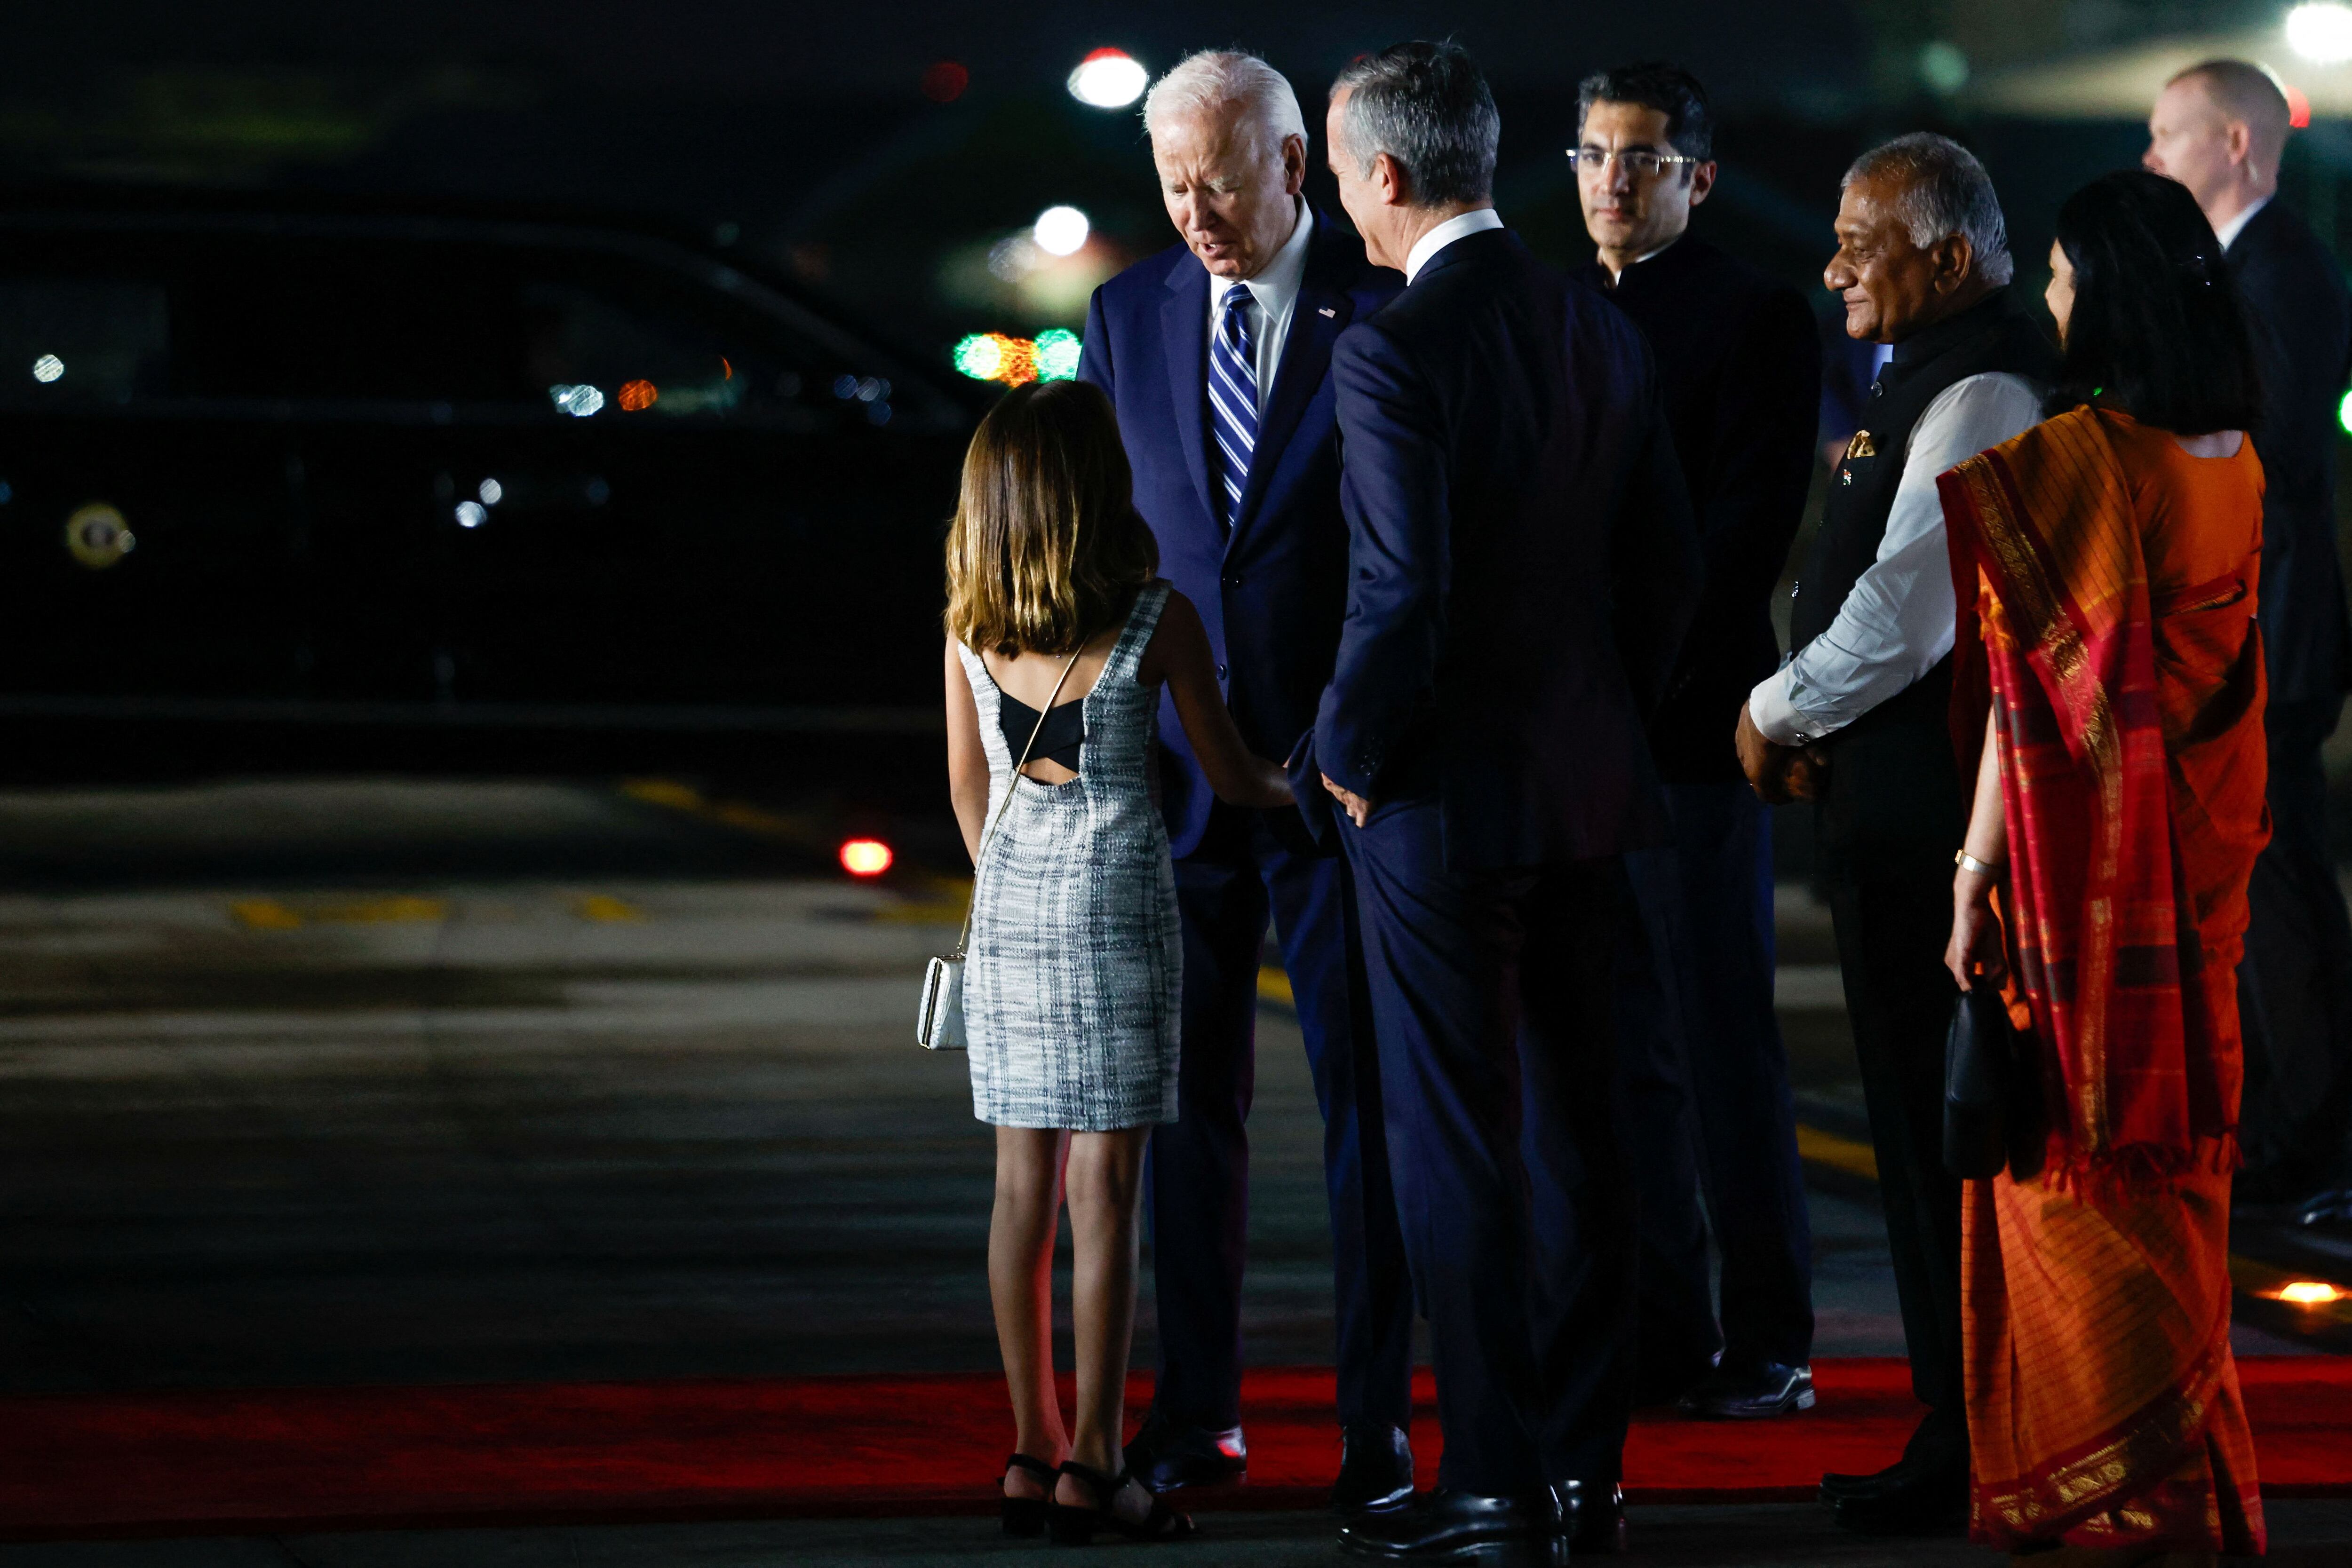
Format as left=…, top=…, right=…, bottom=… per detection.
left=1795, top=291, right=2053, bottom=870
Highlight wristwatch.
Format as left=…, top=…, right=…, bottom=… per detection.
left=1955, top=849, right=2003, bottom=875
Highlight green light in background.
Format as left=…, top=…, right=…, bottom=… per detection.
left=954, top=333, right=1005, bottom=381
left=1035, top=328, right=1081, bottom=382
left=2339, top=388, right=2352, bottom=436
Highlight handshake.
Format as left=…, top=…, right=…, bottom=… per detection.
left=1732, top=704, right=1827, bottom=806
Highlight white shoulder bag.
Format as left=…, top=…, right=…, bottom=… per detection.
left=918, top=647, right=1084, bottom=1050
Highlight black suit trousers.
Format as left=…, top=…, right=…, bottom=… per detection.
left=1146, top=804, right=1415, bottom=1432
left=1340, top=797, right=1636, bottom=1495
left=2238, top=695, right=2352, bottom=1186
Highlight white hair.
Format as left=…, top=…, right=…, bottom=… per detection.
left=1143, top=49, right=1305, bottom=160
left=1844, top=132, right=2015, bottom=287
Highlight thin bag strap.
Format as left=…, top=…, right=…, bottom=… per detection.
left=954, top=646, right=1084, bottom=958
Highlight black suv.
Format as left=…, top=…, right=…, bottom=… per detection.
left=0, top=187, right=975, bottom=772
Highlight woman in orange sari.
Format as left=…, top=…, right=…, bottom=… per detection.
left=1939, top=168, right=2269, bottom=1565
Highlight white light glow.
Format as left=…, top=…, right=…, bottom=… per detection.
left=455, top=501, right=487, bottom=529
left=477, top=478, right=503, bottom=505
left=31, top=354, right=63, bottom=383
left=1034, top=205, right=1091, bottom=257
left=548, top=383, right=604, bottom=418
left=2289, top=3, right=2352, bottom=62
left=1068, top=49, right=1146, bottom=109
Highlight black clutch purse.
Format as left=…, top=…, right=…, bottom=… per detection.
left=1943, top=986, right=2045, bottom=1181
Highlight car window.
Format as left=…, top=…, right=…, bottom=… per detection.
left=519, top=274, right=894, bottom=428
left=0, top=279, right=169, bottom=407
left=168, top=239, right=525, bottom=404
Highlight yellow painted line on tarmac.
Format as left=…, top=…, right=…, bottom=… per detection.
left=619, top=776, right=826, bottom=849
left=873, top=876, right=972, bottom=926
left=1257, top=966, right=1295, bottom=1008
left=574, top=894, right=644, bottom=923
left=1796, top=1123, right=1880, bottom=1181
left=229, top=895, right=447, bottom=929
left=228, top=898, right=304, bottom=930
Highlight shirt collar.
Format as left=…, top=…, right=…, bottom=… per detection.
left=1605, top=233, right=1684, bottom=286
left=1405, top=207, right=1505, bottom=284
left=2214, top=193, right=2272, bottom=253
left=1214, top=199, right=1314, bottom=319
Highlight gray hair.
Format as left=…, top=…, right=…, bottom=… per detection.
left=1143, top=50, right=1305, bottom=159
left=1843, top=132, right=2014, bottom=287
left=1329, top=40, right=1499, bottom=207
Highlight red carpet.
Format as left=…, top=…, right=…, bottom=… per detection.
left=2, top=1358, right=2346, bottom=1540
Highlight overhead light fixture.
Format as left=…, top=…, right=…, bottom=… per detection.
left=1068, top=48, right=1147, bottom=109
left=2288, top=2, right=2352, bottom=63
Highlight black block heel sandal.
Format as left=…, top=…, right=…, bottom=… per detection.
left=1001, top=1452, right=1058, bottom=1537
left=1047, top=1459, right=1198, bottom=1544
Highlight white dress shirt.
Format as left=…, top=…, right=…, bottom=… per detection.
left=1207, top=199, right=1315, bottom=414
left=1747, top=370, right=2045, bottom=745
left=2213, top=192, right=2273, bottom=252
left=1404, top=207, right=1505, bottom=285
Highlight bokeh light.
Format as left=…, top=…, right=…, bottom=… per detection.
left=921, top=61, right=969, bottom=103
left=2288, top=83, right=2314, bottom=128
left=954, top=333, right=1006, bottom=381
left=455, top=501, right=487, bottom=529
left=477, top=478, right=503, bottom=505
left=2276, top=1280, right=2347, bottom=1305
left=1035, top=328, right=1082, bottom=381
left=2336, top=388, right=2352, bottom=436
left=617, top=379, right=659, bottom=412
left=839, top=838, right=895, bottom=877
left=2288, top=3, right=2352, bottom=63
left=1068, top=48, right=1147, bottom=109
left=549, top=383, right=604, bottom=417
left=1033, top=206, right=1091, bottom=257
left=31, top=354, right=63, bottom=383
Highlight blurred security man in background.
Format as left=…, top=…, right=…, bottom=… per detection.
left=1737, top=133, right=2053, bottom=1536
left=1573, top=59, right=1822, bottom=1423
left=2146, top=59, right=2352, bottom=1224
left=1076, top=48, right=1417, bottom=1514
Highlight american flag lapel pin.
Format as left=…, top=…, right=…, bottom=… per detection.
left=1318, top=307, right=1336, bottom=317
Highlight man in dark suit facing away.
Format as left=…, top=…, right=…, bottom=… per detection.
left=1299, top=41, right=1702, bottom=1564
left=2146, top=59, right=2352, bottom=1218
left=1572, top=60, right=1824, bottom=1420
left=1075, top=49, right=1418, bottom=1513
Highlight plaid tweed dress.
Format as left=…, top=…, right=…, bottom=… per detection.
left=958, top=580, right=1181, bottom=1131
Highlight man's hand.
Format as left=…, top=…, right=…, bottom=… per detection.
left=1321, top=773, right=1373, bottom=828
left=1734, top=703, right=1826, bottom=806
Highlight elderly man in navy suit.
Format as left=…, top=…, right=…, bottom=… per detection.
left=1303, top=41, right=1700, bottom=1564
left=1075, top=49, right=1415, bottom=1515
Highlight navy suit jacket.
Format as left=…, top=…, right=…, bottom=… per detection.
left=2230, top=198, right=2352, bottom=705
left=1302, top=228, right=1702, bottom=871
left=1079, top=209, right=1403, bottom=858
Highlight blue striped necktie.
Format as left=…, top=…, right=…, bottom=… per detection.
left=1208, top=283, right=1259, bottom=530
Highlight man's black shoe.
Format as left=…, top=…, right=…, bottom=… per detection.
left=1337, top=1486, right=1567, bottom=1564
left=1565, top=1480, right=1626, bottom=1554
left=1819, top=1457, right=1912, bottom=1504
left=2296, top=1187, right=2352, bottom=1229
left=1678, top=1362, right=1816, bottom=1420
left=1826, top=1465, right=1968, bottom=1536
left=1121, top=1408, right=1246, bottom=1491
left=1332, top=1422, right=1415, bottom=1515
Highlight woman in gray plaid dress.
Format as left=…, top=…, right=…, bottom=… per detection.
left=943, top=381, right=1291, bottom=1543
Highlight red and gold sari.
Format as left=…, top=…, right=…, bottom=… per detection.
left=1939, top=407, right=2268, bottom=1555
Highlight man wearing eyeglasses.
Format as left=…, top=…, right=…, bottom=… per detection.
left=1571, top=62, right=1822, bottom=1427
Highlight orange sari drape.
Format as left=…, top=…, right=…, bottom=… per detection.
left=1939, top=408, right=2268, bottom=1554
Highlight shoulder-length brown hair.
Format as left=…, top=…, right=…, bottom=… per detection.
left=945, top=380, right=1159, bottom=656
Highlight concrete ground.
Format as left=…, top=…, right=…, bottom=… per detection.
left=0, top=777, right=2341, bottom=1565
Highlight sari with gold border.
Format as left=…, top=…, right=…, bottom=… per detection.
left=1938, top=406, right=2267, bottom=1554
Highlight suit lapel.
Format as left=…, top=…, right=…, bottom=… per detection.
left=1227, top=278, right=1348, bottom=555
left=1159, top=258, right=1216, bottom=526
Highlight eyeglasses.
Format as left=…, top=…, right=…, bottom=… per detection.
left=1566, top=147, right=1700, bottom=178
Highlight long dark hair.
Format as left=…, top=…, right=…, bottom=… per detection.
left=2046, top=168, right=2261, bottom=435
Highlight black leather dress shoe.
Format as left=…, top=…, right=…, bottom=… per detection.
left=1819, top=1456, right=1911, bottom=1504
left=1565, top=1479, right=1626, bottom=1553
left=2297, top=1187, right=2352, bottom=1229
left=1338, top=1486, right=1567, bottom=1564
left=1678, top=1361, right=1816, bottom=1420
left=1122, top=1408, right=1246, bottom=1491
left=1826, top=1464, right=1968, bottom=1536
left=1332, top=1422, right=1415, bottom=1515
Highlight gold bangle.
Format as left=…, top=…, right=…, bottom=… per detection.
left=1955, top=849, right=2004, bottom=876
